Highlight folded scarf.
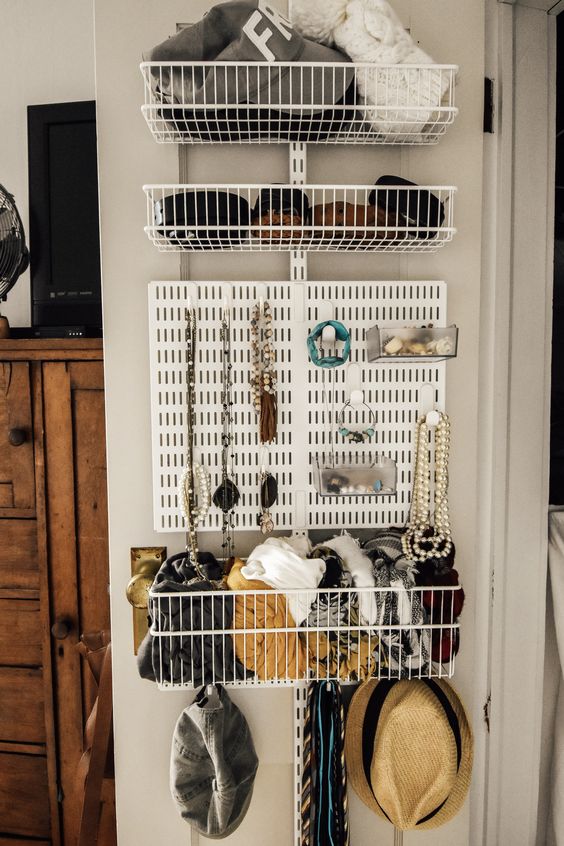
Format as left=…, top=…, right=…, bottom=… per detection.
left=137, top=552, right=246, bottom=685
left=319, top=534, right=378, bottom=626
left=372, top=553, right=430, bottom=677
left=242, top=537, right=326, bottom=624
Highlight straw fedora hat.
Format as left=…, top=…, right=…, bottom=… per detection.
left=345, top=678, right=473, bottom=831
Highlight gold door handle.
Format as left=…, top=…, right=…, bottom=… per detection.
left=125, top=572, right=154, bottom=609
left=127, top=547, right=166, bottom=653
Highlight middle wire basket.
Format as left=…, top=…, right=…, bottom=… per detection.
left=143, top=184, right=456, bottom=252
left=146, top=585, right=462, bottom=689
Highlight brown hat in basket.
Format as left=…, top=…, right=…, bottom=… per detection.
left=345, top=678, right=473, bottom=831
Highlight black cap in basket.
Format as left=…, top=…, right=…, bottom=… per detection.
left=252, top=187, right=310, bottom=220
left=155, top=191, right=251, bottom=247
left=368, top=176, right=444, bottom=238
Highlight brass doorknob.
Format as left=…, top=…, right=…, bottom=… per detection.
left=8, top=428, right=26, bottom=446
left=51, top=618, right=71, bottom=640
left=126, top=573, right=154, bottom=609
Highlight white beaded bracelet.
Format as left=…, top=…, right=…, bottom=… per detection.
left=178, top=460, right=211, bottom=528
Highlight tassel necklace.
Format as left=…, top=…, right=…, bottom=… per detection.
left=250, top=299, right=277, bottom=444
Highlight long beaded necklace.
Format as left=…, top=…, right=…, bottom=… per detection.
left=402, top=412, right=453, bottom=562
left=212, top=306, right=239, bottom=562
left=250, top=299, right=277, bottom=444
left=177, top=307, right=210, bottom=575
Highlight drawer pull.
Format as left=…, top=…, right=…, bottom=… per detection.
left=51, top=618, right=71, bottom=640
left=8, top=428, right=26, bottom=446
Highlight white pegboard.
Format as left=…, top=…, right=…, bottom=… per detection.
left=148, top=280, right=447, bottom=533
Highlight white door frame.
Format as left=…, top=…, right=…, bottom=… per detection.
left=474, top=2, right=556, bottom=843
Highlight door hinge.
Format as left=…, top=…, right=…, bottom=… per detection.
left=483, top=693, right=491, bottom=733
left=484, top=78, right=495, bottom=133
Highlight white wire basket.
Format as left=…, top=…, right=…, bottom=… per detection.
left=143, top=184, right=456, bottom=252
left=146, top=585, right=462, bottom=689
left=140, top=62, right=458, bottom=145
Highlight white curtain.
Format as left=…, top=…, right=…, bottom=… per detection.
left=543, top=510, right=564, bottom=845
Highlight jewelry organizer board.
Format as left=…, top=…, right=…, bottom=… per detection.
left=148, top=280, right=446, bottom=534
left=92, top=1, right=486, bottom=846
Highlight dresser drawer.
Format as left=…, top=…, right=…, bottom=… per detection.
left=0, top=751, right=50, bottom=837
left=0, top=840, right=50, bottom=846
left=0, top=599, right=42, bottom=666
left=0, top=521, right=39, bottom=591
left=0, top=668, right=45, bottom=744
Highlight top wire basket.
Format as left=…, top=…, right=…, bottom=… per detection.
left=140, top=61, right=458, bottom=145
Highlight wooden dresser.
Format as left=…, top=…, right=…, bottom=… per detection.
left=0, top=339, right=114, bottom=846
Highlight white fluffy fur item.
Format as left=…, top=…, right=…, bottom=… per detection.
left=291, top=0, right=451, bottom=135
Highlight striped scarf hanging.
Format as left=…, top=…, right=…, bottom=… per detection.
left=301, top=681, right=349, bottom=846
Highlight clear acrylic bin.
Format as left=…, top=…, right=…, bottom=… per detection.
left=312, top=454, right=397, bottom=497
left=366, top=324, right=458, bottom=361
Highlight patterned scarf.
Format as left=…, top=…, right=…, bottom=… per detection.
left=301, top=682, right=349, bottom=846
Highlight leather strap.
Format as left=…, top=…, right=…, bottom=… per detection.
left=77, top=641, right=113, bottom=846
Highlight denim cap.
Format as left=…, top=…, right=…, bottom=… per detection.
left=171, top=685, right=258, bottom=838
left=144, top=0, right=354, bottom=114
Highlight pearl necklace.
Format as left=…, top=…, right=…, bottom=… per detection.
left=402, top=412, right=453, bottom=562
left=250, top=300, right=277, bottom=444
left=179, top=460, right=211, bottom=527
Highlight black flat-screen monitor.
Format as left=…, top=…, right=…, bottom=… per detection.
left=27, top=100, right=102, bottom=336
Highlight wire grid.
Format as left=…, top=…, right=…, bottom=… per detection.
left=147, top=586, right=461, bottom=689
left=143, top=184, right=456, bottom=252
left=306, top=281, right=446, bottom=529
left=149, top=281, right=297, bottom=533
left=140, top=62, right=458, bottom=145
left=148, top=280, right=447, bottom=534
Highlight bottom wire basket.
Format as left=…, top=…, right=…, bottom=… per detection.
left=146, top=586, right=462, bottom=689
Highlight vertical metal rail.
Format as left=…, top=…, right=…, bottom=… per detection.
left=178, top=140, right=199, bottom=846
left=287, top=134, right=405, bottom=846
left=179, top=147, right=190, bottom=283
left=290, top=139, right=307, bottom=846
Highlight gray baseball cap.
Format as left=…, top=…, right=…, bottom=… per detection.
left=170, top=685, right=259, bottom=838
left=145, top=0, right=354, bottom=115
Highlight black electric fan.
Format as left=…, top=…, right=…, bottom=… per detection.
left=0, top=184, right=29, bottom=337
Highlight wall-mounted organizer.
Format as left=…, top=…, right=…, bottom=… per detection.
left=144, top=183, right=456, bottom=251
left=147, top=584, right=462, bottom=689
left=140, top=62, right=458, bottom=145
left=141, top=26, right=461, bottom=844
left=148, top=280, right=446, bottom=533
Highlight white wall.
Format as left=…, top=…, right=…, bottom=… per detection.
left=94, top=1, right=485, bottom=844
left=0, top=0, right=96, bottom=328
